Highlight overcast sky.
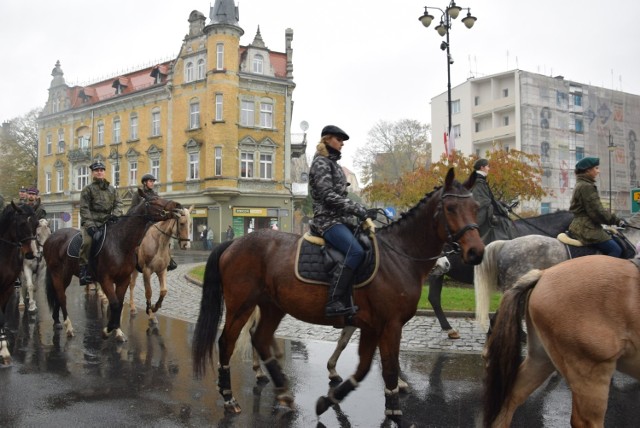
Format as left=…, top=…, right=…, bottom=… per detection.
left=2, top=0, right=639, bottom=176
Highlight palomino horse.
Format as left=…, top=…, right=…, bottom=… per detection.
left=43, top=191, right=182, bottom=341
left=426, top=210, right=573, bottom=335
left=192, top=168, right=485, bottom=421
left=0, top=201, right=39, bottom=365
left=483, top=255, right=640, bottom=427
left=474, top=226, right=640, bottom=331
left=19, top=218, right=51, bottom=313
left=129, top=205, right=193, bottom=325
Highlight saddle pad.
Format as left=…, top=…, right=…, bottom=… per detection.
left=564, top=244, right=597, bottom=259
left=294, top=234, right=379, bottom=288
left=67, top=232, right=83, bottom=258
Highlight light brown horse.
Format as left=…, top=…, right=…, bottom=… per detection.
left=483, top=255, right=640, bottom=427
left=43, top=191, right=182, bottom=341
left=19, top=218, right=51, bottom=313
left=128, top=205, right=193, bottom=324
left=192, top=168, right=485, bottom=422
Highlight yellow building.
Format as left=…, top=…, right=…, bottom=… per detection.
left=36, top=2, right=307, bottom=246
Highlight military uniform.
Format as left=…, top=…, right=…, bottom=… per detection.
left=472, top=173, right=517, bottom=243
left=568, top=174, right=620, bottom=244
left=129, top=186, right=157, bottom=212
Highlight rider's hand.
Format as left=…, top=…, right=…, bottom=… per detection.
left=618, top=219, right=629, bottom=228
left=356, top=206, right=368, bottom=221
left=87, top=226, right=97, bottom=237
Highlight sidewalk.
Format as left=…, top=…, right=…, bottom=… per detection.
left=131, top=258, right=488, bottom=354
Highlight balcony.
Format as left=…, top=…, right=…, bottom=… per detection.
left=67, top=148, right=91, bottom=163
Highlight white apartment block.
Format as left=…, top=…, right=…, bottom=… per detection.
left=432, top=69, right=640, bottom=215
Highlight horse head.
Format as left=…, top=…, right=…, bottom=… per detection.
left=34, top=218, right=52, bottom=257
left=437, top=168, right=484, bottom=265
left=4, top=201, right=38, bottom=260
left=140, top=190, right=183, bottom=223
left=175, top=205, right=194, bottom=250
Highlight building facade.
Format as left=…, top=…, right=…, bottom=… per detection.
left=36, top=2, right=307, bottom=246
left=432, top=69, right=640, bottom=215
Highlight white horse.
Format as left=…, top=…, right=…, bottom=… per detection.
left=127, top=205, right=193, bottom=325
left=19, top=219, right=51, bottom=312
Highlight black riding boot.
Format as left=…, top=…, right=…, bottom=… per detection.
left=79, top=265, right=92, bottom=286
left=168, top=258, right=178, bottom=271
left=325, top=265, right=358, bottom=317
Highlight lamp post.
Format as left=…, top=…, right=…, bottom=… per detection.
left=608, top=130, right=615, bottom=213
left=419, top=1, right=476, bottom=158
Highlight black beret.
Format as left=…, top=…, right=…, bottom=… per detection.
left=575, top=157, right=599, bottom=171
left=473, top=158, right=489, bottom=171
left=321, top=125, right=349, bottom=141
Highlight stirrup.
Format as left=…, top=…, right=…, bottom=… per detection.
left=167, top=258, right=178, bottom=271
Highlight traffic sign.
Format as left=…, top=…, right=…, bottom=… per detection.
left=631, top=189, right=640, bottom=213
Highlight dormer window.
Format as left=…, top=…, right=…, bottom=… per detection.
left=112, top=77, right=128, bottom=95
left=150, top=65, right=168, bottom=84
left=253, top=54, right=264, bottom=74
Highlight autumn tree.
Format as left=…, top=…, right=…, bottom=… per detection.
left=0, top=108, right=41, bottom=199
left=354, top=119, right=431, bottom=186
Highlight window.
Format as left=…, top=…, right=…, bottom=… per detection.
left=475, top=122, right=480, bottom=132
left=57, top=170, right=63, bottom=192
left=451, top=99, right=461, bottom=114
left=189, top=152, right=199, bottom=180
left=97, top=122, right=104, bottom=145
left=474, top=96, right=480, bottom=106
left=576, top=146, right=584, bottom=161
left=241, top=101, right=254, bottom=126
left=130, top=114, right=138, bottom=140
left=216, top=43, right=224, bottom=70
left=78, top=135, right=89, bottom=149
left=185, top=61, right=194, bottom=82
left=574, top=94, right=582, bottom=107
left=129, top=161, right=138, bottom=186
left=503, top=88, right=509, bottom=97
left=240, top=152, right=254, bottom=178
left=259, top=153, right=273, bottom=179
left=215, top=94, right=223, bottom=121
left=197, top=59, right=205, bottom=80
left=112, top=163, right=120, bottom=187
left=58, top=128, right=64, bottom=144
left=575, top=118, right=584, bottom=133
left=151, top=110, right=161, bottom=136
left=151, top=159, right=160, bottom=182
left=503, top=116, right=509, bottom=126
left=452, top=124, right=461, bottom=138
left=76, top=166, right=89, bottom=190
left=189, top=100, right=200, bottom=129
left=45, top=172, right=52, bottom=194
left=260, top=102, right=273, bottom=128
left=113, top=117, right=121, bottom=144
left=215, top=147, right=222, bottom=176
left=253, top=54, right=264, bottom=74
left=46, top=134, right=52, bottom=155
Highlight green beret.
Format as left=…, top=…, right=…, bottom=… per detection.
left=575, top=157, right=599, bottom=171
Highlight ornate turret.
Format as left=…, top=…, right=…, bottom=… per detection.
left=188, top=10, right=206, bottom=37
left=49, top=60, right=66, bottom=89
left=210, top=0, right=239, bottom=26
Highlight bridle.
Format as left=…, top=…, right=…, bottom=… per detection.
left=152, top=216, right=191, bottom=243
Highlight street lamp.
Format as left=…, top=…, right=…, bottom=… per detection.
left=608, top=130, right=615, bottom=213
left=419, top=1, right=476, bottom=157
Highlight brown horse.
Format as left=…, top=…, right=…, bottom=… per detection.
left=43, top=191, right=182, bottom=341
left=128, top=205, right=193, bottom=324
left=483, top=255, right=640, bottom=427
left=0, top=201, right=39, bottom=365
left=192, top=168, right=485, bottom=422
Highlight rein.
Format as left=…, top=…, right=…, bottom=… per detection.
left=509, top=210, right=558, bottom=237
left=152, top=219, right=191, bottom=242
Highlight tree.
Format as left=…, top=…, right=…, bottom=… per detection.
left=362, top=146, right=547, bottom=213
left=0, top=108, right=41, bottom=199
left=354, top=119, right=431, bottom=186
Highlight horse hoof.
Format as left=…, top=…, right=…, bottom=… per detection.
left=256, top=374, right=270, bottom=384
left=329, top=375, right=343, bottom=386
left=223, top=398, right=242, bottom=414
left=53, top=323, right=63, bottom=331
left=28, top=305, right=37, bottom=313
left=315, top=396, right=332, bottom=415
left=0, top=356, right=12, bottom=367
left=447, top=329, right=461, bottom=339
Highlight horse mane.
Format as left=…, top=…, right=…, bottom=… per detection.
left=0, top=203, right=35, bottom=234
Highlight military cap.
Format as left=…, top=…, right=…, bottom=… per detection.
left=89, top=161, right=106, bottom=171
left=575, top=157, right=599, bottom=171
left=321, top=125, right=350, bottom=141
left=473, top=158, right=489, bottom=171
left=19, top=186, right=27, bottom=193
left=27, top=187, right=39, bottom=195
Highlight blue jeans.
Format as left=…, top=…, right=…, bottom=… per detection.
left=323, top=223, right=364, bottom=271
left=592, top=238, right=623, bottom=258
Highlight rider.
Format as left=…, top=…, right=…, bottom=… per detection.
left=471, top=158, right=517, bottom=243
left=78, top=161, right=124, bottom=285
left=309, top=125, right=376, bottom=317
left=567, top=156, right=627, bottom=257
left=18, top=186, right=28, bottom=204
left=130, top=173, right=177, bottom=271
left=26, top=187, right=47, bottom=220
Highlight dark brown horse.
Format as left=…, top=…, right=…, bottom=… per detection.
left=0, top=201, right=39, bottom=365
left=484, top=255, right=640, bottom=427
left=43, top=191, right=182, bottom=342
left=192, top=168, right=485, bottom=422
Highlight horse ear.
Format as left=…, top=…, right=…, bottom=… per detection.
left=444, top=168, right=455, bottom=188
left=462, top=169, right=477, bottom=190
left=188, top=205, right=195, bottom=213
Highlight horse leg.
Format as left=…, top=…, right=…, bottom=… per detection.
left=327, top=325, right=357, bottom=383
left=150, top=270, right=167, bottom=315
left=566, top=363, right=615, bottom=427
left=0, top=310, right=9, bottom=365
left=316, top=327, right=379, bottom=417
left=51, top=275, right=74, bottom=337
left=428, top=274, right=459, bottom=339
left=27, top=269, right=37, bottom=313
left=101, top=278, right=127, bottom=342
left=143, top=271, right=158, bottom=325
left=129, top=271, right=138, bottom=315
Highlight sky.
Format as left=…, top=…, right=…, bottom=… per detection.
left=1, top=0, right=639, bottom=177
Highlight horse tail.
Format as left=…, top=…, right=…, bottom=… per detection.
left=483, top=269, right=542, bottom=428
left=45, top=267, right=57, bottom=312
left=474, top=240, right=507, bottom=331
left=192, top=239, right=234, bottom=379
left=236, top=307, right=260, bottom=361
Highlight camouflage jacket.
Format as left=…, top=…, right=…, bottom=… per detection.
left=80, top=178, right=123, bottom=229
left=129, top=186, right=157, bottom=212
left=568, top=174, right=620, bottom=244
left=308, top=142, right=366, bottom=235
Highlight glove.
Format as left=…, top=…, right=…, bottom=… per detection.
left=87, top=226, right=97, bottom=237
left=355, top=206, right=368, bottom=221
left=366, top=208, right=378, bottom=221
left=618, top=219, right=628, bottom=228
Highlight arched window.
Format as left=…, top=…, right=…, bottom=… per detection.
left=197, top=58, right=205, bottom=80
left=185, top=61, right=194, bottom=82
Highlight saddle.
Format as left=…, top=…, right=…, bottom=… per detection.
left=557, top=228, right=637, bottom=259
left=294, top=229, right=379, bottom=288
left=66, top=225, right=108, bottom=259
